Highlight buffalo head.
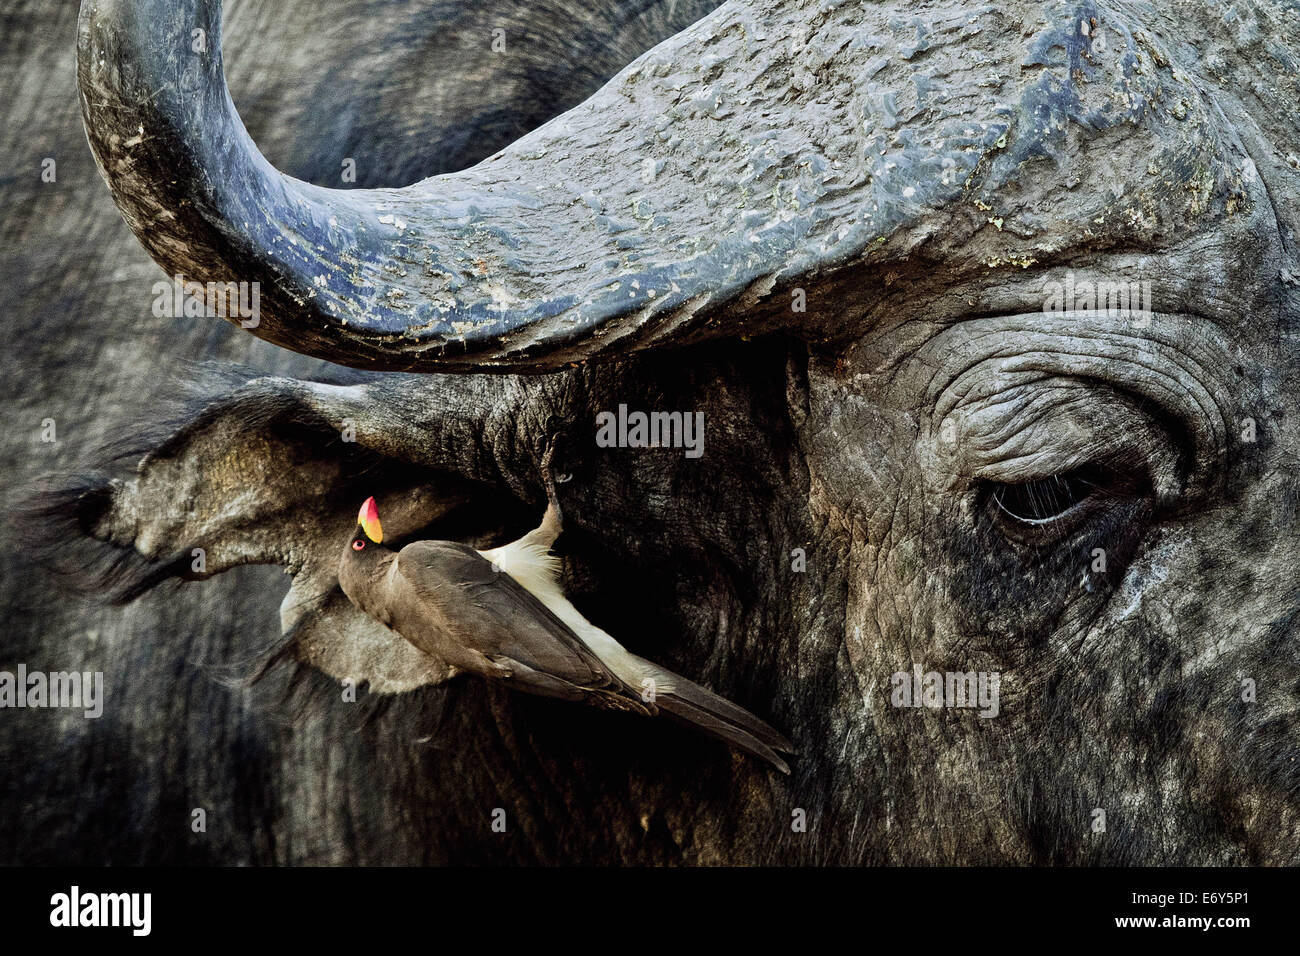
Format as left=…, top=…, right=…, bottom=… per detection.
left=31, top=0, right=1300, bottom=863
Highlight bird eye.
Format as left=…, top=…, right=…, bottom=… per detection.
left=352, top=539, right=366, bottom=551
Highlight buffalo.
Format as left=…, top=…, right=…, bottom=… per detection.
left=2, top=0, right=1297, bottom=864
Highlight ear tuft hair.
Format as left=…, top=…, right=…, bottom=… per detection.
left=15, top=472, right=193, bottom=605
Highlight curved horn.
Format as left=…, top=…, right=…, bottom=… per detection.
left=78, top=0, right=1246, bottom=372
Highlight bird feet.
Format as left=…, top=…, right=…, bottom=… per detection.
left=540, top=437, right=570, bottom=526
left=541, top=437, right=571, bottom=484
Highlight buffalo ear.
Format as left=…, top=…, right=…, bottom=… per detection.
left=279, top=568, right=454, bottom=693
left=21, top=367, right=471, bottom=694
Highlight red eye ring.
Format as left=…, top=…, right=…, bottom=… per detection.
left=352, top=539, right=366, bottom=551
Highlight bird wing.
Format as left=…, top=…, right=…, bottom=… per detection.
left=390, top=540, right=644, bottom=707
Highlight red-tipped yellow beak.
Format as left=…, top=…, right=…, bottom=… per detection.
left=358, top=497, right=383, bottom=543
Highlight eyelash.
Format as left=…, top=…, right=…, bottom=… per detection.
left=982, top=462, right=1149, bottom=541
left=990, top=469, right=1098, bottom=525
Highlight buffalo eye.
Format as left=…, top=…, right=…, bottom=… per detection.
left=352, top=539, right=366, bottom=551
left=984, top=463, right=1149, bottom=543
left=991, top=469, right=1094, bottom=524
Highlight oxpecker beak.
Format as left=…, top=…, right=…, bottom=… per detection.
left=358, top=497, right=383, bottom=543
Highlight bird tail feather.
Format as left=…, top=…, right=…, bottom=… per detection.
left=639, top=659, right=795, bottom=774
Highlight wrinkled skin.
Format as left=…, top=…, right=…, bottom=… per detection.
left=4, top=0, right=1300, bottom=864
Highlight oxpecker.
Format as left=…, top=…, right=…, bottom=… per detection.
left=338, top=447, right=794, bottom=772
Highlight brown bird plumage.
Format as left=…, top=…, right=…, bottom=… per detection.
left=338, top=447, right=795, bottom=772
